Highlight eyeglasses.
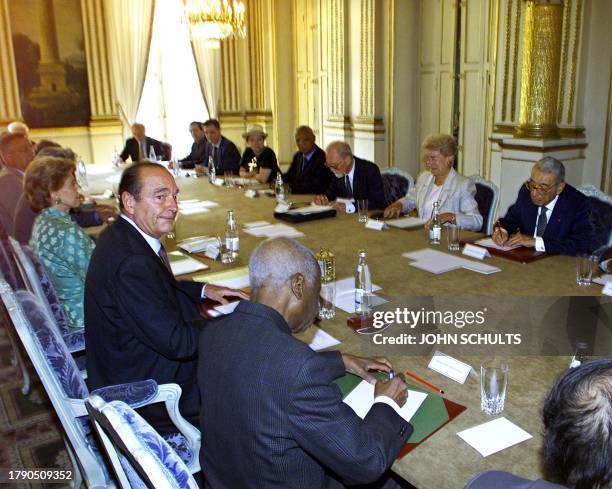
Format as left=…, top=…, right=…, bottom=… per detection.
left=524, top=179, right=556, bottom=193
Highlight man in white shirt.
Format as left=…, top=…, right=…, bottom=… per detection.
left=493, top=157, right=593, bottom=256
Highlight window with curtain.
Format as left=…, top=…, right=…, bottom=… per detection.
left=136, top=0, right=208, bottom=159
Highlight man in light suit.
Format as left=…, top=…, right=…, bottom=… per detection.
left=85, top=162, right=247, bottom=433
left=198, top=237, right=412, bottom=489
left=465, top=358, right=611, bottom=489
left=119, top=123, right=166, bottom=162
left=493, top=157, right=593, bottom=255
left=314, top=141, right=386, bottom=211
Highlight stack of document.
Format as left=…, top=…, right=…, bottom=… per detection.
left=243, top=222, right=304, bottom=238
left=192, top=266, right=250, bottom=289
left=177, top=236, right=220, bottom=254
left=386, top=216, right=427, bottom=229
left=285, top=204, right=333, bottom=215
left=332, top=277, right=387, bottom=313
left=167, top=251, right=208, bottom=276
left=178, top=199, right=220, bottom=215
left=402, top=249, right=501, bottom=275
left=344, top=380, right=428, bottom=423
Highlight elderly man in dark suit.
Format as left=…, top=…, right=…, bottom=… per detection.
left=0, top=132, right=36, bottom=235
left=84, top=162, right=247, bottom=433
left=314, top=141, right=386, bottom=212
left=466, top=358, right=612, bottom=489
left=493, top=157, right=594, bottom=256
left=119, top=123, right=166, bottom=162
left=284, top=125, right=333, bottom=194
left=198, top=237, right=412, bottom=489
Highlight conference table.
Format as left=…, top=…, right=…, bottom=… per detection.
left=86, top=164, right=611, bottom=489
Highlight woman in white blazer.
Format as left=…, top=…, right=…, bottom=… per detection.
left=384, top=134, right=483, bottom=231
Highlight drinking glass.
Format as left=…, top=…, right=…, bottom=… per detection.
left=480, top=363, right=509, bottom=415
left=357, top=199, right=369, bottom=223
left=319, top=282, right=336, bottom=319
left=447, top=224, right=460, bottom=252
left=576, top=255, right=594, bottom=286
left=224, top=171, right=234, bottom=188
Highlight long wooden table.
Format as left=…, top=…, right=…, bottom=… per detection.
left=87, top=165, right=611, bottom=489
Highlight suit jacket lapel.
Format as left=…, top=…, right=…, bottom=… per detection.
left=417, top=173, right=435, bottom=213
left=438, top=169, right=457, bottom=209
left=543, top=191, right=567, bottom=238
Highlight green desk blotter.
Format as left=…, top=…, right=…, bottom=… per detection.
left=334, top=372, right=466, bottom=458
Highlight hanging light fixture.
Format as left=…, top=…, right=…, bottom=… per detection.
left=184, top=0, right=246, bottom=48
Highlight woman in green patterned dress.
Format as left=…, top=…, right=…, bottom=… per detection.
left=25, top=156, right=96, bottom=329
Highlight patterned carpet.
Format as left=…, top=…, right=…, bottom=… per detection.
left=0, top=305, right=71, bottom=489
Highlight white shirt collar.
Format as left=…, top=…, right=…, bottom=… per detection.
left=121, top=214, right=162, bottom=254
left=545, top=195, right=559, bottom=211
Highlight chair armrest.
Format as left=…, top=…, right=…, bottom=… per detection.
left=64, top=329, right=85, bottom=354
left=91, top=379, right=159, bottom=409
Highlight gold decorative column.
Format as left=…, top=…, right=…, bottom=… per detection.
left=81, top=0, right=119, bottom=125
left=0, top=0, right=22, bottom=125
left=515, top=0, right=564, bottom=138
left=326, top=0, right=347, bottom=122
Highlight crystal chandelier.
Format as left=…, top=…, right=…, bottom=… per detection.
left=185, top=0, right=246, bottom=48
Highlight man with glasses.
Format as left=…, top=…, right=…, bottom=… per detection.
left=314, top=141, right=385, bottom=212
left=492, top=157, right=593, bottom=256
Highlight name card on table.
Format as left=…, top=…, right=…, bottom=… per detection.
left=365, top=220, right=385, bottom=231
left=428, top=351, right=473, bottom=384
left=463, top=243, right=490, bottom=260
left=244, top=189, right=258, bottom=198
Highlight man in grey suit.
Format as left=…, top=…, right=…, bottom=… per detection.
left=465, top=358, right=611, bottom=489
left=0, top=132, right=36, bottom=235
left=198, top=237, right=412, bottom=489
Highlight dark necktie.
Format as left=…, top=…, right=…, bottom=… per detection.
left=300, top=154, right=308, bottom=174
left=158, top=245, right=172, bottom=274
left=535, top=206, right=548, bottom=237
left=344, top=175, right=353, bottom=198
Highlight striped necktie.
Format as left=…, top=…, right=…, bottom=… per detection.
left=535, top=206, right=548, bottom=237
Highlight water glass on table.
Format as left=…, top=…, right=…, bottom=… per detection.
left=319, top=282, right=336, bottom=319
left=357, top=199, right=369, bottom=223
left=480, top=363, right=509, bottom=415
left=224, top=171, right=234, bottom=188
left=447, top=223, right=460, bottom=252
left=576, top=255, right=595, bottom=286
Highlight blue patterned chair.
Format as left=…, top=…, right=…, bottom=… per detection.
left=87, top=395, right=200, bottom=489
left=8, top=237, right=85, bottom=354
left=578, top=185, right=612, bottom=253
left=0, top=280, right=200, bottom=488
left=0, top=223, right=30, bottom=395
left=469, top=175, right=499, bottom=235
left=381, top=168, right=414, bottom=207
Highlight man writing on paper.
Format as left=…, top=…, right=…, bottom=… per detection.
left=198, top=237, right=412, bottom=489
left=85, top=162, right=247, bottom=433
left=492, top=157, right=593, bottom=256
left=314, top=141, right=386, bottom=213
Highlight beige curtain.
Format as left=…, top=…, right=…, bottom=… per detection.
left=191, top=41, right=221, bottom=118
left=104, top=0, right=156, bottom=128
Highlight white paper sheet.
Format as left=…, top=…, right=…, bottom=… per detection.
left=243, top=220, right=271, bottom=229
left=213, top=301, right=241, bottom=315
left=243, top=223, right=304, bottom=238
left=177, top=236, right=220, bottom=253
left=474, top=238, right=520, bottom=252
left=403, top=249, right=501, bottom=275
left=334, top=292, right=388, bottom=314
left=333, top=277, right=382, bottom=296
left=303, top=327, right=341, bottom=351
left=408, top=259, right=461, bottom=275
left=343, top=380, right=428, bottom=423
left=457, top=417, right=532, bottom=457
left=167, top=252, right=208, bottom=276
left=179, top=206, right=210, bottom=215
left=387, top=216, right=427, bottom=229
left=286, top=204, right=333, bottom=215
left=593, top=274, right=612, bottom=286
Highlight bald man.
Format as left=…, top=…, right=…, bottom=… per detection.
left=314, top=141, right=386, bottom=213
left=198, top=237, right=412, bottom=489
left=119, top=123, right=166, bottom=162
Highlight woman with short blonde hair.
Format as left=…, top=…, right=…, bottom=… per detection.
left=384, top=133, right=482, bottom=231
